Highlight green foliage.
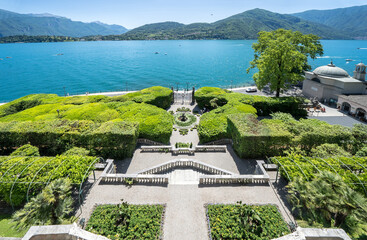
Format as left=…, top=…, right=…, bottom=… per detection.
left=179, top=129, right=188, bottom=136
left=0, top=155, right=96, bottom=206
left=352, top=124, right=367, bottom=154
left=271, top=155, right=367, bottom=194
left=10, top=144, right=40, bottom=157
left=288, top=172, right=367, bottom=237
left=108, top=86, right=173, bottom=109
left=207, top=203, right=290, bottom=240
left=195, top=87, right=307, bottom=117
left=86, top=203, right=164, bottom=240
left=114, top=102, right=173, bottom=144
left=0, top=120, right=139, bottom=159
left=228, top=114, right=292, bottom=158
left=12, top=178, right=73, bottom=229
left=62, top=147, right=90, bottom=156
left=356, top=147, right=367, bottom=157
left=247, top=29, right=323, bottom=97
left=176, top=107, right=191, bottom=112
left=175, top=142, right=192, bottom=148
left=310, top=143, right=351, bottom=158
left=174, top=113, right=197, bottom=127
left=198, top=103, right=257, bottom=143
left=0, top=214, right=29, bottom=237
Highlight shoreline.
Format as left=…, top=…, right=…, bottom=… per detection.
left=0, top=86, right=260, bottom=105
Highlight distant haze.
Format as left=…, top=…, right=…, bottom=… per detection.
left=0, top=0, right=366, bottom=29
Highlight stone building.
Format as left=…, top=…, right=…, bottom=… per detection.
left=302, top=61, right=366, bottom=104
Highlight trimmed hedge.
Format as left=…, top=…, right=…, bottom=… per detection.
left=107, top=86, right=173, bottom=109
left=10, top=144, right=40, bottom=157
left=228, top=114, right=292, bottom=158
left=0, top=120, right=139, bottom=159
left=194, top=87, right=307, bottom=117
left=198, top=103, right=257, bottom=143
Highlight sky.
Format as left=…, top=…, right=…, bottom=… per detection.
left=0, top=0, right=366, bottom=29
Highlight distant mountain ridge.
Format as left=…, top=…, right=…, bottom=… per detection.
left=0, top=9, right=128, bottom=37
left=293, top=5, right=367, bottom=38
left=118, top=9, right=348, bottom=40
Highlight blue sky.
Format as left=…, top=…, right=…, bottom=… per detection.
left=0, top=0, right=366, bottom=29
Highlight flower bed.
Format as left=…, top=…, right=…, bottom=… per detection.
left=86, top=203, right=165, bottom=240
left=206, top=203, right=290, bottom=240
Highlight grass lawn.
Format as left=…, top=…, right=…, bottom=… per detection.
left=0, top=214, right=28, bottom=237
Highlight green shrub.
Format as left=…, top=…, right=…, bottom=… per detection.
left=108, top=86, right=173, bottom=109
left=195, top=87, right=307, bottom=117
left=0, top=120, right=138, bottom=159
left=228, top=114, right=292, bottom=158
left=62, top=147, right=90, bottom=156
left=207, top=203, right=290, bottom=240
left=114, top=102, right=173, bottom=143
left=86, top=203, right=164, bottom=240
left=356, top=146, right=367, bottom=157
left=198, top=103, right=257, bottom=143
left=352, top=124, right=367, bottom=154
left=179, top=129, right=188, bottom=136
left=10, top=144, right=40, bottom=157
left=310, top=143, right=351, bottom=158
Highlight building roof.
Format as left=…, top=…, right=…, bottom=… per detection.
left=313, top=62, right=349, bottom=78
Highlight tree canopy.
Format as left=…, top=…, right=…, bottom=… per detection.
left=247, top=29, right=323, bottom=97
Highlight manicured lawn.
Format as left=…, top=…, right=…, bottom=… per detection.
left=86, top=203, right=165, bottom=240
left=0, top=214, right=28, bottom=237
left=207, top=204, right=290, bottom=240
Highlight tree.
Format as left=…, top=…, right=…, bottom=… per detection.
left=247, top=29, right=323, bottom=97
left=12, top=178, right=73, bottom=229
left=288, top=171, right=367, bottom=235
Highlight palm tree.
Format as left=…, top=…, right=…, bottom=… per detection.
left=288, top=171, right=367, bottom=232
left=12, top=178, right=73, bottom=229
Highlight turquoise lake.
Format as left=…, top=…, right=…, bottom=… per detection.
left=0, top=40, right=366, bottom=102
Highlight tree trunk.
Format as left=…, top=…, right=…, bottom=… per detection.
left=276, top=78, right=281, bottom=97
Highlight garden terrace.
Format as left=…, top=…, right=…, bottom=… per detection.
left=0, top=120, right=139, bottom=159
left=0, top=155, right=99, bottom=207
left=271, top=155, right=367, bottom=195
left=86, top=203, right=165, bottom=240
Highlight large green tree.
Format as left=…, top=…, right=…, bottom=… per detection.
left=247, top=29, right=323, bottom=97
left=12, top=178, right=73, bottom=229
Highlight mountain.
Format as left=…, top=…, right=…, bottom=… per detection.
left=0, top=9, right=128, bottom=37
left=118, top=9, right=348, bottom=40
left=293, top=5, right=367, bottom=38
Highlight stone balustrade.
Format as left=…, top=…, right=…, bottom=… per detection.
left=137, top=159, right=234, bottom=175
left=141, top=145, right=172, bottom=152
left=199, top=174, right=269, bottom=184
left=194, top=145, right=226, bottom=152
left=140, top=145, right=226, bottom=154
left=101, top=173, right=168, bottom=184
left=137, top=138, right=165, bottom=146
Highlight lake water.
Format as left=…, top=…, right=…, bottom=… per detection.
left=0, top=40, right=366, bottom=102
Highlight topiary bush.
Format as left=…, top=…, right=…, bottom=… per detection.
left=107, top=86, right=173, bottom=109
left=0, top=120, right=138, bottom=159
left=228, top=114, right=292, bottom=158
left=198, top=103, right=257, bottom=143
left=10, top=144, right=40, bottom=157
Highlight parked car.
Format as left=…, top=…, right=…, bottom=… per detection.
left=245, top=87, right=257, bottom=93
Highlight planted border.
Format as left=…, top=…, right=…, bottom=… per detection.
left=206, top=203, right=290, bottom=240
left=86, top=203, right=166, bottom=240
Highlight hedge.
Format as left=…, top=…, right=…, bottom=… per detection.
left=0, top=155, right=96, bottom=206
left=194, top=87, right=307, bottom=117
left=228, top=114, right=292, bottom=158
left=0, top=120, right=139, bottom=159
left=0, top=101, right=173, bottom=144
left=107, top=86, right=173, bottom=109
left=198, top=103, right=257, bottom=143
